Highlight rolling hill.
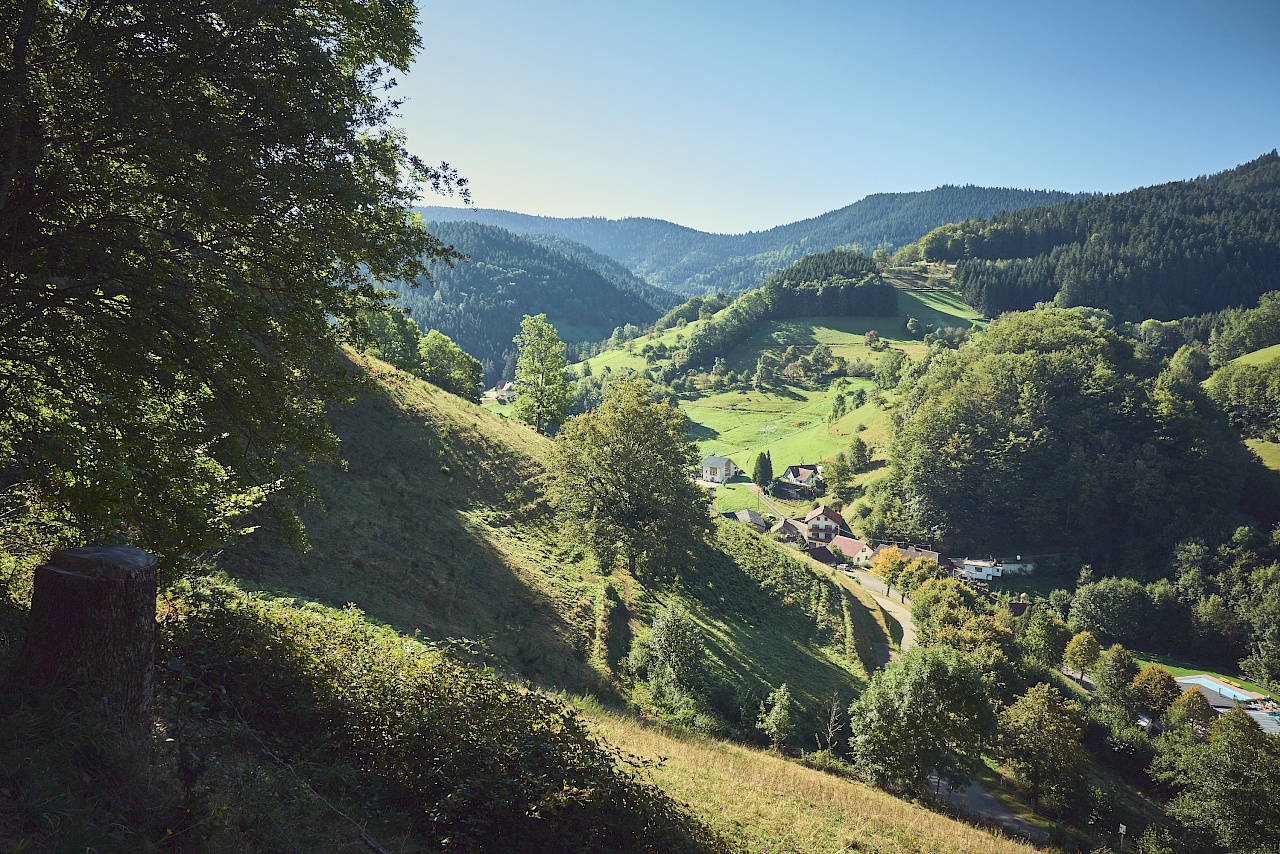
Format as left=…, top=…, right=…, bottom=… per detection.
left=420, top=185, right=1079, bottom=296
left=205, top=350, right=1053, bottom=852
left=391, top=221, right=673, bottom=381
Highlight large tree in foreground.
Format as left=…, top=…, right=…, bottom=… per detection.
left=1, top=0, right=466, bottom=568
left=549, top=380, right=710, bottom=576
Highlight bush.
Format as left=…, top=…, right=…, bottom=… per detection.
left=159, top=577, right=730, bottom=853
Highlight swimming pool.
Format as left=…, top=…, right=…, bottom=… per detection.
left=1177, top=675, right=1256, bottom=701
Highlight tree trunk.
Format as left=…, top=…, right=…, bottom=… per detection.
left=16, top=546, right=158, bottom=751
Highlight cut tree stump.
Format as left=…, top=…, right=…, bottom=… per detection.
left=16, top=546, right=158, bottom=751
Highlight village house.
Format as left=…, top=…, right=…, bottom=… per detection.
left=804, top=505, right=845, bottom=545
left=829, top=534, right=873, bottom=565
left=493, top=381, right=515, bottom=401
left=732, top=508, right=768, bottom=533
left=781, top=464, right=822, bottom=489
left=955, top=556, right=1034, bottom=583
left=700, top=455, right=739, bottom=484
left=770, top=518, right=806, bottom=543
left=871, top=543, right=942, bottom=566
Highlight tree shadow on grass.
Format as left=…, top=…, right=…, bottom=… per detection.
left=220, top=360, right=600, bottom=694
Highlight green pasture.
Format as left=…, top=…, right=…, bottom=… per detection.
left=685, top=381, right=894, bottom=470
left=1233, top=342, right=1280, bottom=366
left=1248, top=439, right=1280, bottom=471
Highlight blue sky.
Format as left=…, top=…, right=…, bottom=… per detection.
left=400, top=0, right=1280, bottom=234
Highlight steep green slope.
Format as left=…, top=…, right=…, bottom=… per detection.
left=220, top=352, right=873, bottom=720
left=420, top=185, right=1078, bottom=295
left=933, top=151, right=1280, bottom=319
left=391, top=221, right=663, bottom=381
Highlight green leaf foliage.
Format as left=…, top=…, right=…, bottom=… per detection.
left=847, top=646, right=994, bottom=796
left=0, top=0, right=466, bottom=569
left=866, top=309, right=1252, bottom=570
left=513, top=314, right=573, bottom=434
left=997, top=683, right=1085, bottom=815
left=158, top=577, right=731, bottom=853
left=549, top=380, right=710, bottom=576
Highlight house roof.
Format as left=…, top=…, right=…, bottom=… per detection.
left=771, top=518, right=804, bottom=536
left=784, top=465, right=819, bottom=480
left=880, top=545, right=941, bottom=564
left=829, top=535, right=868, bottom=556
left=702, top=455, right=733, bottom=468
left=1007, top=602, right=1030, bottom=617
left=734, top=509, right=766, bottom=527
left=807, top=545, right=834, bottom=564
left=804, top=505, right=846, bottom=527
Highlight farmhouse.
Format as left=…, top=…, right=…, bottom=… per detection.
left=955, top=556, right=1034, bottom=583
left=829, top=534, right=873, bottom=565
left=732, top=508, right=768, bottom=532
left=493, top=381, right=515, bottom=401
left=871, top=543, right=941, bottom=566
left=770, top=518, right=806, bottom=542
left=700, top=455, right=739, bottom=484
left=804, top=505, right=846, bottom=545
left=781, top=464, right=822, bottom=488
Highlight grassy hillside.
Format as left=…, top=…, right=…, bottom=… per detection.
left=221, top=351, right=875, bottom=719
left=1234, top=341, right=1280, bottom=365
left=584, top=706, right=1042, bottom=854
left=580, top=284, right=982, bottom=478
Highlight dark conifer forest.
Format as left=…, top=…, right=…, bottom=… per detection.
left=932, top=152, right=1280, bottom=320
left=387, top=222, right=668, bottom=382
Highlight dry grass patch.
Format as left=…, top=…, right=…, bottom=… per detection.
left=586, top=710, right=1046, bottom=854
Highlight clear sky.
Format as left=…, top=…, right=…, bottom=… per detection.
left=400, top=0, right=1280, bottom=234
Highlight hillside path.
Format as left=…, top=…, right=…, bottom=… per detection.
left=928, top=775, right=1045, bottom=842
left=850, top=570, right=916, bottom=652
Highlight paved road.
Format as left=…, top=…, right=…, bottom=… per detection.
left=930, top=774, right=1045, bottom=841
left=849, top=569, right=917, bottom=652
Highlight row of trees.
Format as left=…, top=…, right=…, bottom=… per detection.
left=358, top=310, right=484, bottom=399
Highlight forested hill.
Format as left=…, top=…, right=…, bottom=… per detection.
left=394, top=222, right=665, bottom=382
left=419, top=185, right=1078, bottom=295
left=927, top=151, right=1280, bottom=320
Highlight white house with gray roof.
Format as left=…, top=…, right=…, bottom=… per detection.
left=700, top=455, right=739, bottom=484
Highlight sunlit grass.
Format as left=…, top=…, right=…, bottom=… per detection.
left=583, top=708, right=1042, bottom=854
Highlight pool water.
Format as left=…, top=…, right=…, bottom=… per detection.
left=1177, top=675, right=1255, bottom=701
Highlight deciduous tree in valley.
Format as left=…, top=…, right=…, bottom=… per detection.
left=997, top=683, right=1085, bottom=814
left=1021, top=606, right=1073, bottom=667
left=848, top=646, right=994, bottom=796
left=1063, top=631, right=1101, bottom=679
left=549, top=380, right=711, bottom=577
left=1131, top=665, right=1182, bottom=720
left=513, top=314, right=572, bottom=434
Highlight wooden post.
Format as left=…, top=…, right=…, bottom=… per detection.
left=16, top=546, right=158, bottom=748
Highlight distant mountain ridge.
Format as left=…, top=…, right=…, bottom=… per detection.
left=420, top=185, right=1080, bottom=295
left=394, top=221, right=663, bottom=382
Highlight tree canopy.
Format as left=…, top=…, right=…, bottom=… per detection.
left=865, top=309, right=1252, bottom=569
left=1, top=0, right=465, bottom=567
left=549, top=380, right=711, bottom=577
left=512, top=314, right=572, bottom=435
